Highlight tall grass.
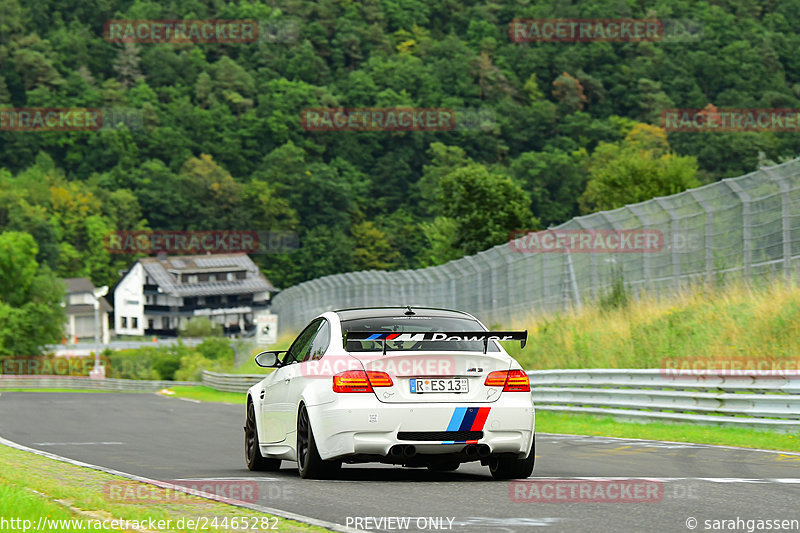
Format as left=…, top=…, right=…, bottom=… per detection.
left=506, top=279, right=800, bottom=369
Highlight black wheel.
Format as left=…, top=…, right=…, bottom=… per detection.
left=489, top=437, right=535, bottom=480
left=245, top=401, right=281, bottom=471
left=427, top=461, right=460, bottom=472
left=296, top=404, right=341, bottom=479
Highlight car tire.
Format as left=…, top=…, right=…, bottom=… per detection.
left=296, top=404, right=341, bottom=479
left=488, top=436, right=535, bottom=480
left=245, top=401, right=281, bottom=471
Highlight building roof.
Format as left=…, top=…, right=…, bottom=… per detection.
left=62, top=278, right=112, bottom=313
left=139, top=253, right=275, bottom=297
left=63, top=277, right=95, bottom=293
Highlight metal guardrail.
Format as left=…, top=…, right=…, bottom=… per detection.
left=201, top=369, right=800, bottom=431
left=5, top=370, right=799, bottom=432
left=0, top=375, right=199, bottom=392
left=201, top=371, right=264, bottom=393
left=529, top=369, right=800, bottom=431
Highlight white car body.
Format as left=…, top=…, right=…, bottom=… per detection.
left=245, top=307, right=535, bottom=479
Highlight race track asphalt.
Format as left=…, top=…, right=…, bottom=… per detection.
left=1, top=392, right=798, bottom=532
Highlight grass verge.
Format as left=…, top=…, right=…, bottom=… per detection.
left=505, top=278, right=800, bottom=369
left=0, top=443, right=330, bottom=532
left=159, top=385, right=246, bottom=404
left=535, top=410, right=800, bottom=452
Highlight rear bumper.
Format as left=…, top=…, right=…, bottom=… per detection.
left=307, top=394, right=535, bottom=461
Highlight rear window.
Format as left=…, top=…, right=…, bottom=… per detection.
left=341, top=316, right=500, bottom=352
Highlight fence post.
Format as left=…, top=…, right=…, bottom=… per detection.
left=762, top=167, right=793, bottom=285
left=724, top=179, right=752, bottom=281
left=626, top=205, right=654, bottom=293
left=687, top=190, right=715, bottom=285
left=654, top=198, right=681, bottom=293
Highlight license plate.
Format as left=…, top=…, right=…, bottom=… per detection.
left=410, top=378, right=469, bottom=393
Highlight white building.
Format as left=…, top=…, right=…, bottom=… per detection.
left=63, top=277, right=111, bottom=344
left=113, top=253, right=275, bottom=336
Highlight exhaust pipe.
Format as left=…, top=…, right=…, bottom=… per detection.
left=477, top=444, right=491, bottom=458
left=402, top=445, right=417, bottom=457
left=464, top=444, right=478, bottom=457
left=389, top=445, right=404, bottom=457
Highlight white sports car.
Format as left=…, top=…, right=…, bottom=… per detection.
left=244, top=306, right=535, bottom=480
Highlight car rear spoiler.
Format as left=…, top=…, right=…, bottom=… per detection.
left=343, top=331, right=527, bottom=354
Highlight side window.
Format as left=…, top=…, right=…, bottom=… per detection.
left=303, top=320, right=330, bottom=362
left=284, top=319, right=323, bottom=364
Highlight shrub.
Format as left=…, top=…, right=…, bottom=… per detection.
left=180, top=317, right=222, bottom=337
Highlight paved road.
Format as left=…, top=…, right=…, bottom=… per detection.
left=1, top=392, right=798, bottom=532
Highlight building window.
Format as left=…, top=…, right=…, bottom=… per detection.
left=132, top=317, right=138, bottom=329
left=148, top=319, right=154, bottom=329
left=236, top=271, right=246, bottom=280
left=187, top=274, right=198, bottom=283
left=162, top=317, right=170, bottom=329
left=121, top=317, right=127, bottom=328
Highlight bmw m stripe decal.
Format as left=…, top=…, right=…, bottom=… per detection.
left=366, top=333, right=402, bottom=340
left=446, top=407, right=468, bottom=431
left=443, top=407, right=490, bottom=444
left=458, top=407, right=480, bottom=431
left=472, top=407, right=491, bottom=431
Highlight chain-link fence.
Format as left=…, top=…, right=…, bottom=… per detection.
left=272, top=158, right=800, bottom=334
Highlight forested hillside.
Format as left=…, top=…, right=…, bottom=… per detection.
left=2, top=0, right=800, bottom=295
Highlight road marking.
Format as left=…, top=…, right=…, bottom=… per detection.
left=0, top=435, right=350, bottom=533
left=454, top=517, right=565, bottom=528
left=173, top=477, right=280, bottom=482
left=539, top=433, right=800, bottom=456
left=528, top=476, right=800, bottom=484
left=32, top=441, right=124, bottom=446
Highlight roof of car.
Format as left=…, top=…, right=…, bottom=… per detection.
left=334, top=307, right=474, bottom=321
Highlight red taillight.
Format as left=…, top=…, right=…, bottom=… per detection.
left=333, top=370, right=372, bottom=393
left=484, top=371, right=508, bottom=387
left=484, top=370, right=530, bottom=392
left=366, top=371, right=394, bottom=387
left=332, top=370, right=393, bottom=393
left=504, top=370, right=530, bottom=392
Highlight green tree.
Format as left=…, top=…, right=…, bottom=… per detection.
left=351, top=221, right=401, bottom=271
left=0, top=231, right=65, bottom=355
left=580, top=124, right=701, bottom=213
left=510, top=148, right=589, bottom=227
left=437, top=164, right=538, bottom=255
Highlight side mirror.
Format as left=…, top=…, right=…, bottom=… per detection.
left=254, top=351, right=285, bottom=368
